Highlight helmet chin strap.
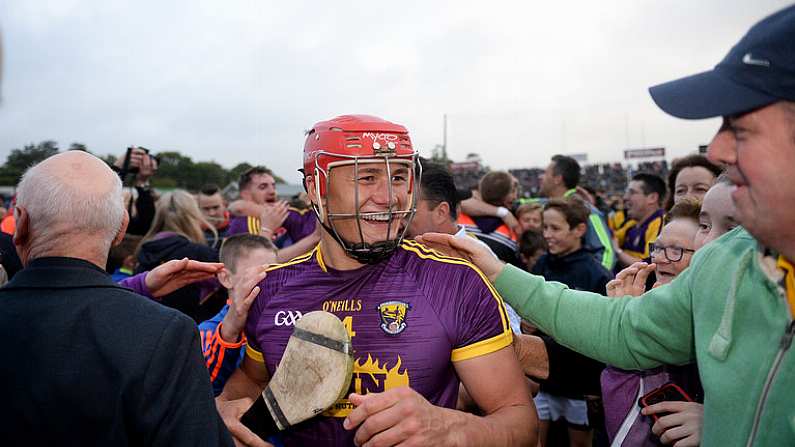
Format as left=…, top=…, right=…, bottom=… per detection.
left=314, top=216, right=402, bottom=265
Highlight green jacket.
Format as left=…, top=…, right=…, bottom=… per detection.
left=495, top=227, right=794, bottom=446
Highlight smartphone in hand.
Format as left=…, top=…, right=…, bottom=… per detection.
left=637, top=382, right=693, bottom=422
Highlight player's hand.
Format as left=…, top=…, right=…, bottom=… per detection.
left=144, top=258, right=224, bottom=298
left=344, top=387, right=451, bottom=447
left=644, top=401, right=703, bottom=446
left=260, top=201, right=289, bottom=235
left=113, top=147, right=147, bottom=171
left=215, top=397, right=273, bottom=447
left=417, top=233, right=506, bottom=282
left=605, top=262, right=655, bottom=297
left=220, top=265, right=268, bottom=342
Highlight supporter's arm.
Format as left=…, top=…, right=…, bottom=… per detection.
left=202, top=324, right=246, bottom=397
left=124, top=155, right=157, bottom=235
left=136, top=313, right=233, bottom=446
left=418, top=232, right=696, bottom=370
left=120, top=258, right=224, bottom=299
left=461, top=197, right=521, bottom=235
left=493, top=263, right=694, bottom=370
left=228, top=200, right=267, bottom=218
left=276, top=223, right=320, bottom=262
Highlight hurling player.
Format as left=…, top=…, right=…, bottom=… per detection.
left=215, top=115, right=536, bottom=446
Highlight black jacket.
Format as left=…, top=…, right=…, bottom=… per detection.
left=136, top=233, right=219, bottom=322
left=0, top=257, right=232, bottom=446
left=532, top=249, right=613, bottom=398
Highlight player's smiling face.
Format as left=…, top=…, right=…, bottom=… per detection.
left=324, top=160, right=412, bottom=245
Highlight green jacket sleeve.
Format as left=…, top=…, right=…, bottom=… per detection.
left=494, top=264, right=696, bottom=370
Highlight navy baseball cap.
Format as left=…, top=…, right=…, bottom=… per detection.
left=649, top=5, right=795, bottom=119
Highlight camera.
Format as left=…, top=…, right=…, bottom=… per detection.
left=120, top=146, right=159, bottom=176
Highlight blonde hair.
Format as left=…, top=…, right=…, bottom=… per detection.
left=141, top=190, right=217, bottom=246
left=516, top=202, right=543, bottom=218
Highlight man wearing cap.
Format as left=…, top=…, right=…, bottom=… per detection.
left=421, top=6, right=795, bottom=446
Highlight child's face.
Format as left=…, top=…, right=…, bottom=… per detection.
left=519, top=210, right=542, bottom=232
left=542, top=208, right=582, bottom=256
left=226, top=248, right=277, bottom=288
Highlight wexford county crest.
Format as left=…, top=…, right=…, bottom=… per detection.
left=377, top=300, right=410, bottom=335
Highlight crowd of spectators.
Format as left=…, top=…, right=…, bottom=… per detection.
left=3, top=6, right=795, bottom=446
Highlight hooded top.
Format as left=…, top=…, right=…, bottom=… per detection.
left=531, top=248, right=612, bottom=398
left=136, top=232, right=219, bottom=322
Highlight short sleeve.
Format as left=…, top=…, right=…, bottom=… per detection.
left=243, top=276, right=272, bottom=364
left=445, top=266, right=513, bottom=362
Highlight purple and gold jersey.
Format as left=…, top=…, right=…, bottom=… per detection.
left=244, top=239, right=513, bottom=446
left=615, top=208, right=664, bottom=259
left=227, top=207, right=316, bottom=246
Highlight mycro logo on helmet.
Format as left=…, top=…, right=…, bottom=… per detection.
left=274, top=310, right=303, bottom=326
left=362, top=132, right=399, bottom=142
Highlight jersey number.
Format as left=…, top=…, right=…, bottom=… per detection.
left=342, top=316, right=356, bottom=339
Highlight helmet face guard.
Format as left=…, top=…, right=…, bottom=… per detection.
left=311, top=151, right=421, bottom=264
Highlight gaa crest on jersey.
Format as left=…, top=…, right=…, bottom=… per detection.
left=377, top=300, right=410, bottom=335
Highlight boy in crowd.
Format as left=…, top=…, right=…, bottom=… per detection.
left=200, top=234, right=277, bottom=395
left=531, top=198, right=612, bottom=447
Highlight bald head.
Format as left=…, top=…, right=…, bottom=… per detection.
left=35, top=151, right=119, bottom=198
left=15, top=151, right=125, bottom=264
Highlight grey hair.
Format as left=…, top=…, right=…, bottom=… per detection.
left=16, top=161, right=124, bottom=250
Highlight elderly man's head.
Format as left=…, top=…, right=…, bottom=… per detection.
left=14, top=151, right=126, bottom=265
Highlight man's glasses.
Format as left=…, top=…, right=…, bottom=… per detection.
left=649, top=242, right=695, bottom=262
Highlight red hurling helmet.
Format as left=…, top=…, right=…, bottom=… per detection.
left=303, top=115, right=420, bottom=264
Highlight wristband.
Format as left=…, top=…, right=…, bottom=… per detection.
left=496, top=206, right=510, bottom=218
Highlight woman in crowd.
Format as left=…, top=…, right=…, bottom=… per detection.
left=603, top=180, right=738, bottom=446
left=136, top=190, right=219, bottom=322
left=664, top=154, right=722, bottom=211
left=603, top=198, right=703, bottom=447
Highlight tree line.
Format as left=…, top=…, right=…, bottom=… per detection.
left=0, top=141, right=285, bottom=191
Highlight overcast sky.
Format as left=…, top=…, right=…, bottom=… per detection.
left=0, top=1, right=790, bottom=184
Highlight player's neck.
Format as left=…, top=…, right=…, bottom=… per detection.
left=319, top=235, right=365, bottom=271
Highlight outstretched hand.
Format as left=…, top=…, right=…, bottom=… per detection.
left=605, top=262, right=656, bottom=297
left=144, top=258, right=224, bottom=298
left=416, top=233, right=506, bottom=282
